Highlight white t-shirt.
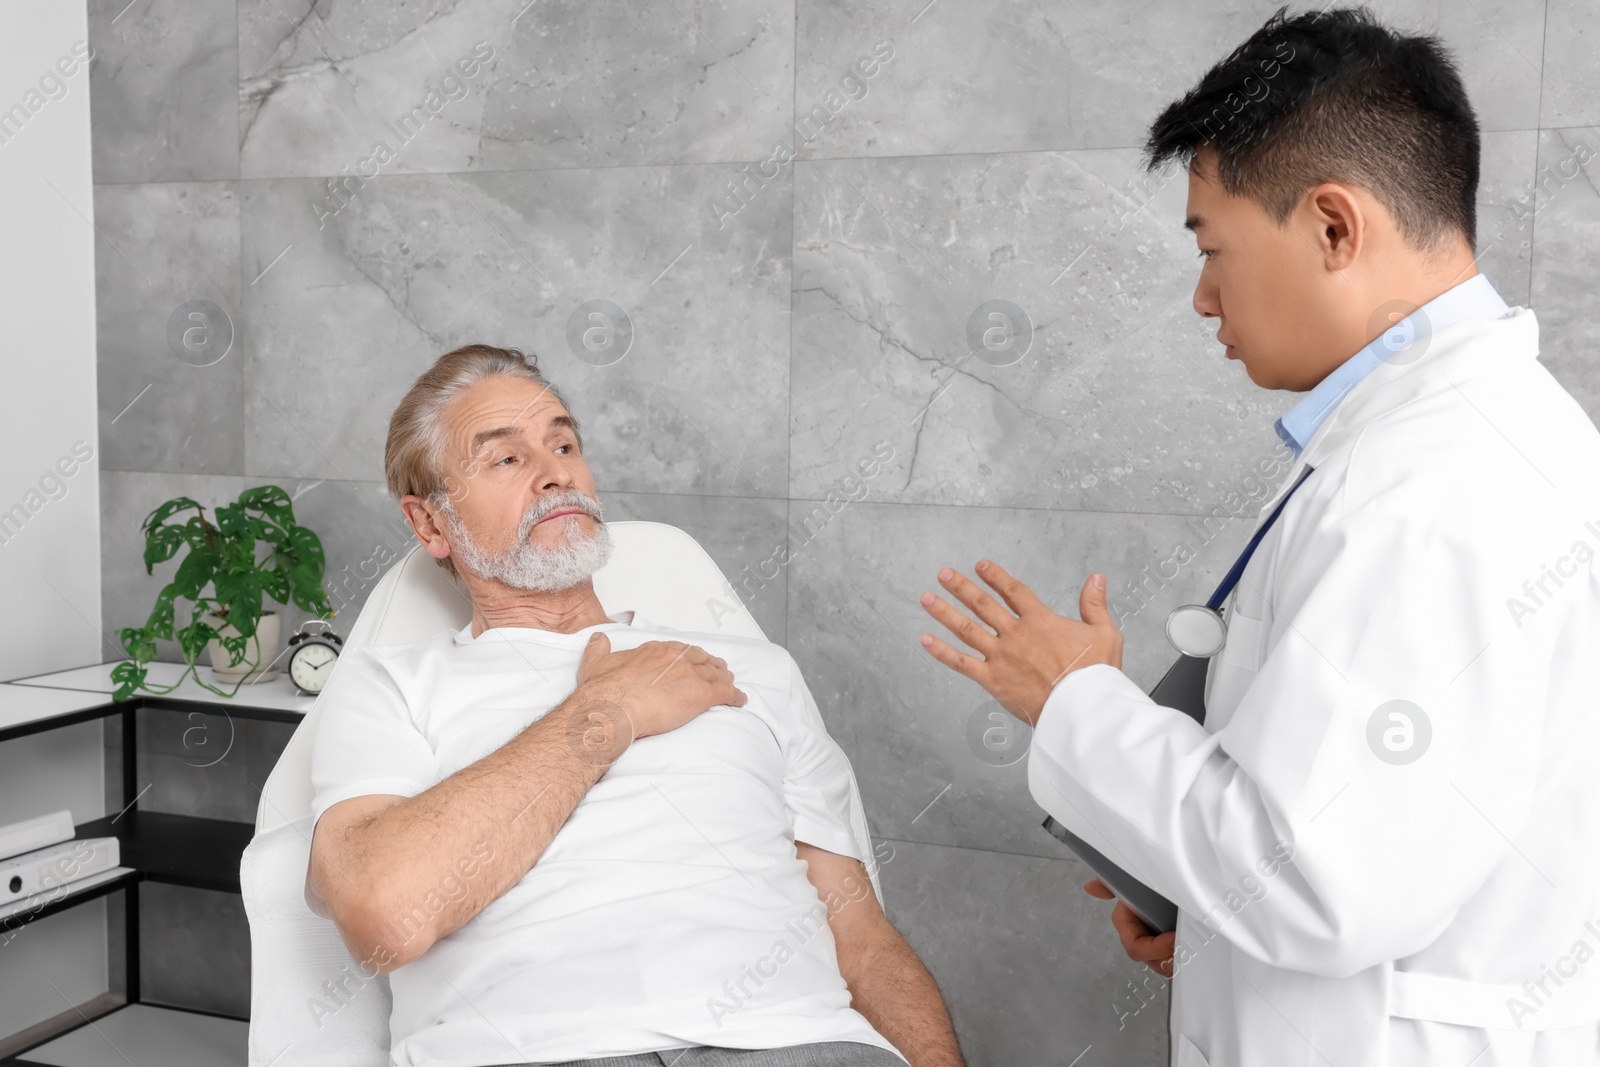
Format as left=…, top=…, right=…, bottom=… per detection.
left=308, top=610, right=903, bottom=1067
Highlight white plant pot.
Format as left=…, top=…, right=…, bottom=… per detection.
left=205, top=610, right=282, bottom=684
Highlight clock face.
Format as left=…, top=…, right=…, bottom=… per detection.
left=290, top=641, right=339, bottom=693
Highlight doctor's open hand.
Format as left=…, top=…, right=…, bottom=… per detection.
left=918, top=561, right=1122, bottom=728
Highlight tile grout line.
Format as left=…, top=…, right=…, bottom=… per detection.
left=88, top=119, right=1565, bottom=191
left=96, top=469, right=1311, bottom=525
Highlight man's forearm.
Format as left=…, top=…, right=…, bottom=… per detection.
left=320, top=688, right=629, bottom=968
left=843, top=927, right=965, bottom=1067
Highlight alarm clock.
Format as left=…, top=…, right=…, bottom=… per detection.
left=287, top=620, right=343, bottom=695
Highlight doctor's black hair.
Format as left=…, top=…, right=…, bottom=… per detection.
left=1144, top=4, right=1480, bottom=251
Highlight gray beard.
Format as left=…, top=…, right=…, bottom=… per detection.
left=438, top=490, right=613, bottom=593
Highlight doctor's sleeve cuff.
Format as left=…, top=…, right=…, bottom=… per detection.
left=1028, top=663, right=1124, bottom=814
left=1027, top=659, right=1216, bottom=788
left=1029, top=662, right=1139, bottom=761
left=1035, top=660, right=1128, bottom=726
left=1025, top=662, right=1219, bottom=881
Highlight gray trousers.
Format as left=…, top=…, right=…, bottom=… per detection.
left=506, top=1041, right=906, bottom=1067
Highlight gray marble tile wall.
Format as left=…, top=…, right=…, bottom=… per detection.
left=88, top=0, right=1598, bottom=1062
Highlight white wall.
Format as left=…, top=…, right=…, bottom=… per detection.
left=0, top=2, right=101, bottom=678
left=0, top=0, right=110, bottom=1044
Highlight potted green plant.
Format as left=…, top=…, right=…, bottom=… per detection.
left=112, top=485, right=334, bottom=702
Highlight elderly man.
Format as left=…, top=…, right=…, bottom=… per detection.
left=306, top=344, right=964, bottom=1067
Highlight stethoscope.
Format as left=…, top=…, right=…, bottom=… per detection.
left=1165, top=463, right=1317, bottom=658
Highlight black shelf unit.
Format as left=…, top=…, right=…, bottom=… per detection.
left=0, top=685, right=292, bottom=1063
left=74, top=810, right=255, bottom=895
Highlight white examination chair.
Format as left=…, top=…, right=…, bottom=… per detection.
left=240, top=522, right=882, bottom=1067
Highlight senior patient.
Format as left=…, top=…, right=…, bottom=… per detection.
left=306, top=345, right=964, bottom=1067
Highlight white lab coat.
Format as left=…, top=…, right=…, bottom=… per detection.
left=1028, top=307, right=1600, bottom=1066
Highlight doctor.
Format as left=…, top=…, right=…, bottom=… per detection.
left=918, top=8, right=1600, bottom=1067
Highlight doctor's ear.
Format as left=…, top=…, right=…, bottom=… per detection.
left=1302, top=181, right=1367, bottom=273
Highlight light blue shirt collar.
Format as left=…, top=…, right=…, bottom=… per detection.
left=1273, top=273, right=1511, bottom=456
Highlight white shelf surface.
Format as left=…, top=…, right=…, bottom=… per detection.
left=22, top=1003, right=246, bottom=1067
left=0, top=866, right=132, bottom=923
left=8, top=661, right=313, bottom=714
left=0, top=685, right=118, bottom=735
